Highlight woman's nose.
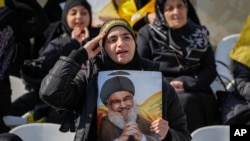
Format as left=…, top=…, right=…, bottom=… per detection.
left=117, top=37, right=124, bottom=47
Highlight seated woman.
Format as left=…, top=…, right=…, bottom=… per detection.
left=136, top=0, right=218, bottom=132
left=221, top=25, right=250, bottom=124
left=221, top=61, right=250, bottom=124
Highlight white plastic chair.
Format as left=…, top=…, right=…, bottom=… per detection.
left=191, top=125, right=230, bottom=141
left=210, top=34, right=240, bottom=93
left=10, top=75, right=28, bottom=102
left=9, top=123, right=75, bottom=141
left=4, top=76, right=29, bottom=127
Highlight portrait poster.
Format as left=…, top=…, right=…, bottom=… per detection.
left=97, top=70, right=162, bottom=141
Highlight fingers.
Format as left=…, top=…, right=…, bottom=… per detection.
left=122, top=122, right=142, bottom=140
left=82, top=27, right=89, bottom=39
left=151, top=119, right=169, bottom=140
left=83, top=32, right=106, bottom=59
left=72, top=26, right=89, bottom=44
left=91, top=31, right=106, bottom=45
left=84, top=27, right=89, bottom=35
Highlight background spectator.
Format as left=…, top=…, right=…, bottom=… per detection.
left=136, top=0, right=217, bottom=132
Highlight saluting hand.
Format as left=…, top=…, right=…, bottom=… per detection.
left=83, top=32, right=106, bottom=59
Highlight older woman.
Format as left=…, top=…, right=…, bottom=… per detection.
left=136, top=0, right=218, bottom=132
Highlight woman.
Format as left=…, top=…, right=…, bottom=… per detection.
left=39, top=0, right=99, bottom=71
left=39, top=18, right=191, bottom=141
left=9, top=0, right=99, bottom=123
left=136, top=0, right=217, bottom=132
left=220, top=61, right=250, bottom=124
left=0, top=0, right=49, bottom=132
left=220, top=30, right=250, bottom=124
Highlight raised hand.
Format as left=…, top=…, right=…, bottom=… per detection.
left=83, top=32, right=106, bottom=59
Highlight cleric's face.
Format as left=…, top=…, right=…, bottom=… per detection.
left=107, top=91, right=134, bottom=118
left=107, top=91, right=137, bottom=129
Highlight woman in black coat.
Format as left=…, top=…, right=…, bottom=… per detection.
left=8, top=0, right=100, bottom=123
left=136, top=0, right=218, bottom=132
left=39, top=18, right=191, bottom=141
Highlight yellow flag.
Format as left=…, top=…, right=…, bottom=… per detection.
left=0, top=0, right=5, bottom=7
left=117, top=0, right=155, bottom=27
left=230, top=15, right=250, bottom=68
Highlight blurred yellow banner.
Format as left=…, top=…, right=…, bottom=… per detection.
left=230, top=15, right=250, bottom=67
left=0, top=0, right=5, bottom=7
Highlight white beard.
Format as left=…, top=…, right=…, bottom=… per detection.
left=108, top=100, right=138, bottom=129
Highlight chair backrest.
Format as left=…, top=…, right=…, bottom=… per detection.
left=10, top=75, right=28, bottom=102
left=9, top=123, right=75, bottom=141
left=210, top=34, right=240, bottom=93
left=191, top=125, right=230, bottom=141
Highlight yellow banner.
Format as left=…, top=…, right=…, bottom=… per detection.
left=230, top=15, right=250, bottom=67
left=0, top=0, right=5, bottom=7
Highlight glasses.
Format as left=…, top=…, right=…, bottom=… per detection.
left=107, top=95, right=133, bottom=107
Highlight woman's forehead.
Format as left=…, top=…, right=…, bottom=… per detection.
left=106, top=26, right=132, bottom=37
left=108, top=26, right=130, bottom=34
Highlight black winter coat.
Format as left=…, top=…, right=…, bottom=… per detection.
left=39, top=27, right=100, bottom=74
left=40, top=47, right=191, bottom=141
left=233, top=62, right=250, bottom=101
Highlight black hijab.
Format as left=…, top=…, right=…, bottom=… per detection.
left=61, top=0, right=92, bottom=35
left=97, top=18, right=142, bottom=70
left=151, top=0, right=209, bottom=63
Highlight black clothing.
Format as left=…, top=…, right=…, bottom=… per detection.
left=0, top=133, right=22, bottom=141
left=137, top=22, right=216, bottom=91
left=0, top=2, right=48, bottom=131
left=62, top=0, right=92, bottom=35
left=136, top=0, right=217, bottom=132
left=40, top=45, right=191, bottom=141
left=155, top=0, right=200, bottom=26
left=43, top=0, right=66, bottom=22
left=8, top=0, right=99, bottom=124
left=233, top=62, right=250, bottom=100
left=220, top=61, right=250, bottom=124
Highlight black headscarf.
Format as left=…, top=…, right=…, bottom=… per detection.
left=155, top=0, right=200, bottom=27
left=151, top=0, right=209, bottom=65
left=155, top=0, right=187, bottom=27
left=61, top=0, right=92, bottom=35
left=97, top=18, right=142, bottom=70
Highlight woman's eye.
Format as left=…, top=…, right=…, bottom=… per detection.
left=108, top=38, right=117, bottom=43
left=164, top=7, right=173, bottom=12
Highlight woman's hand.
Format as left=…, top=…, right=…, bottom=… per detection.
left=83, top=32, right=106, bottom=59
left=72, top=26, right=89, bottom=44
left=150, top=118, right=169, bottom=140
left=170, top=80, right=184, bottom=93
left=147, top=13, right=156, bottom=24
